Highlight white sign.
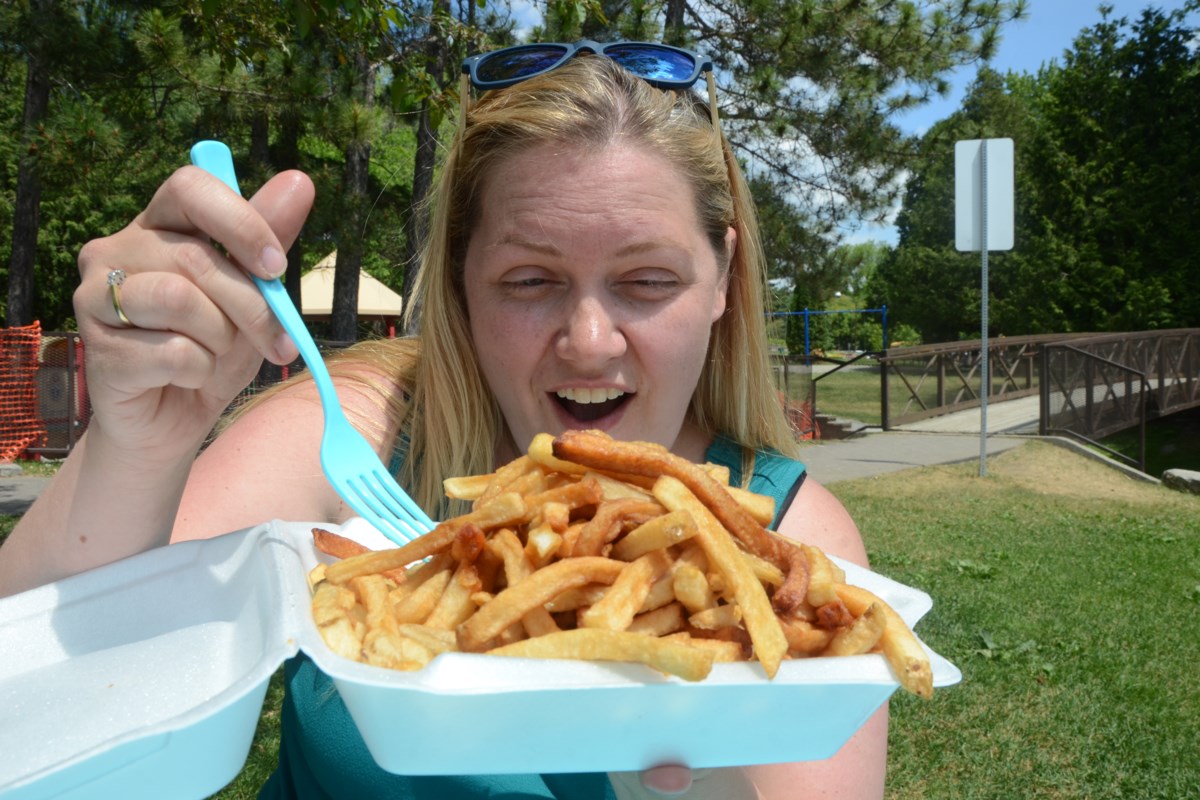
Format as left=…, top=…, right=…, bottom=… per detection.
left=955, top=138, right=1014, bottom=252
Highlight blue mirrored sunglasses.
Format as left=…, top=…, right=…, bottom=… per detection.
left=462, top=40, right=713, bottom=91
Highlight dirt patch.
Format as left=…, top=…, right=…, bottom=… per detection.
left=865, top=439, right=1198, bottom=510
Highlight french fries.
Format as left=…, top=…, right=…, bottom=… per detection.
left=309, top=430, right=935, bottom=694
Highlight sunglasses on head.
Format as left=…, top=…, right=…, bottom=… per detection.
left=461, top=40, right=713, bottom=91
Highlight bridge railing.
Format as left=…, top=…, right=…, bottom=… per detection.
left=1039, top=344, right=1149, bottom=471
left=878, top=329, right=1200, bottom=470
left=877, top=333, right=1076, bottom=429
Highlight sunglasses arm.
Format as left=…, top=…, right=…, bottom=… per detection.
left=705, top=72, right=720, bottom=128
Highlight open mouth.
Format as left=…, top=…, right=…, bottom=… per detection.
left=554, top=387, right=632, bottom=423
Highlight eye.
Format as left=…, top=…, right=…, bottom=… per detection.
left=498, top=266, right=561, bottom=297
left=619, top=269, right=682, bottom=300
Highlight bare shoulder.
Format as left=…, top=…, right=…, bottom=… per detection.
left=774, top=477, right=869, bottom=568
left=172, top=373, right=401, bottom=542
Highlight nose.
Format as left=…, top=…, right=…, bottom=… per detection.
left=555, top=295, right=627, bottom=367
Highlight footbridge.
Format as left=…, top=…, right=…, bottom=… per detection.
left=874, top=329, right=1200, bottom=471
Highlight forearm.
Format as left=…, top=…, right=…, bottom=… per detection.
left=0, top=428, right=195, bottom=597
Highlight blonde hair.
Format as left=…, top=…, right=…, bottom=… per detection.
left=237, top=54, right=797, bottom=516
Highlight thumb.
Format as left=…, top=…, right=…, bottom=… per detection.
left=248, top=170, right=315, bottom=255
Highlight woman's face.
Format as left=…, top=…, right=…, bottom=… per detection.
left=463, top=141, right=733, bottom=461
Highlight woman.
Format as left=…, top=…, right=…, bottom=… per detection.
left=1, top=43, right=886, bottom=798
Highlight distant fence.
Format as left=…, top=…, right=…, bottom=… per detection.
left=0, top=328, right=349, bottom=461
left=0, top=326, right=89, bottom=461
left=1039, top=330, right=1200, bottom=470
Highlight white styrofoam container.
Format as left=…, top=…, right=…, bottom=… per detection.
left=0, top=521, right=961, bottom=799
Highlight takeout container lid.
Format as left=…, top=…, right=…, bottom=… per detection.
left=0, top=521, right=960, bottom=799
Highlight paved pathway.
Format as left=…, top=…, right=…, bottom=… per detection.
left=800, top=430, right=1026, bottom=484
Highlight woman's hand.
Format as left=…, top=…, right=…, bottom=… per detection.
left=73, top=166, right=314, bottom=468
left=610, top=766, right=761, bottom=799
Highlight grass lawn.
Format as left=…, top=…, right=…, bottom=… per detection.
left=3, top=441, right=1197, bottom=799
left=832, top=441, right=1200, bottom=799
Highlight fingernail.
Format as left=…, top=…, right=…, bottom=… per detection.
left=273, top=331, right=297, bottom=364
left=261, top=246, right=287, bottom=279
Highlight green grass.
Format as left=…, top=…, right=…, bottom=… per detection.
left=832, top=441, right=1200, bottom=799
left=4, top=442, right=1198, bottom=798
left=812, top=365, right=884, bottom=426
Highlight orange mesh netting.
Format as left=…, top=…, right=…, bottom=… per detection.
left=0, top=322, right=48, bottom=462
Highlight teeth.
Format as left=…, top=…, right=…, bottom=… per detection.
left=556, top=387, right=625, bottom=404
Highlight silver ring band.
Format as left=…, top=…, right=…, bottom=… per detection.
left=107, top=269, right=133, bottom=327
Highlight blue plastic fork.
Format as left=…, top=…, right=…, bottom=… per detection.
left=190, top=140, right=436, bottom=545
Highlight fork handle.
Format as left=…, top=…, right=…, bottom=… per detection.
left=189, top=141, right=338, bottom=408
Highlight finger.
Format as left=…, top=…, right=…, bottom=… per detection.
left=77, top=234, right=290, bottom=365
left=639, top=765, right=692, bottom=795
left=93, top=328, right=229, bottom=394
left=138, top=167, right=314, bottom=280
left=609, top=767, right=692, bottom=799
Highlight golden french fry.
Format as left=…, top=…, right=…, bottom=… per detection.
left=579, top=552, right=666, bottom=631
left=823, top=601, right=886, bottom=657
left=687, top=604, right=743, bottom=630
left=570, top=498, right=664, bottom=558
left=425, top=559, right=482, bottom=629
left=778, top=617, right=836, bottom=656
left=610, top=509, right=697, bottom=561
left=554, top=430, right=785, bottom=569
left=392, top=566, right=453, bottom=624
left=443, top=473, right=492, bottom=501
left=487, top=629, right=715, bottom=681
left=325, top=492, right=526, bottom=584
left=726, top=486, right=775, bottom=527
left=672, top=563, right=717, bottom=614
left=771, top=543, right=811, bottom=614
left=543, top=583, right=610, bottom=612
left=311, top=431, right=938, bottom=698
left=803, top=543, right=839, bottom=607
left=311, top=581, right=364, bottom=661
left=835, top=583, right=933, bottom=699
left=742, top=550, right=785, bottom=588
left=627, top=602, right=685, bottom=636
left=476, top=455, right=536, bottom=507
left=396, top=623, right=458, bottom=654
left=457, top=557, right=625, bottom=652
left=308, top=563, right=327, bottom=590
left=528, top=432, right=591, bottom=474
left=664, top=632, right=745, bottom=662
left=585, top=470, right=655, bottom=501
left=363, top=628, right=434, bottom=670
left=351, top=574, right=398, bottom=635
left=653, top=475, right=788, bottom=678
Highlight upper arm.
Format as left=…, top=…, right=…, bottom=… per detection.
left=775, top=476, right=869, bottom=568
left=751, top=476, right=889, bottom=798
left=172, top=375, right=400, bottom=543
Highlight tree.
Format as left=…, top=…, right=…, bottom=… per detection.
left=874, top=3, right=1200, bottom=341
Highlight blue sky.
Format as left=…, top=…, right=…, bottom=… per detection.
left=852, top=0, right=1198, bottom=243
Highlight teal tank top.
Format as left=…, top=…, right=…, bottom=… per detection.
left=260, top=437, right=805, bottom=799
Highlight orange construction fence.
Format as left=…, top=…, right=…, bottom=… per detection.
left=0, top=322, right=48, bottom=462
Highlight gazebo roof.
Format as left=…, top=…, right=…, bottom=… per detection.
left=299, top=252, right=405, bottom=318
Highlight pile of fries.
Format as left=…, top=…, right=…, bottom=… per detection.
left=308, top=430, right=933, bottom=698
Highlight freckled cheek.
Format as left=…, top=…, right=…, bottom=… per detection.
left=470, top=307, right=543, bottom=379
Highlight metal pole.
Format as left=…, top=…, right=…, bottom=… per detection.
left=980, top=140, right=990, bottom=477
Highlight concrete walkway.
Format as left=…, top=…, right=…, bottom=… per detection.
left=0, top=474, right=52, bottom=516
left=799, top=430, right=1026, bottom=485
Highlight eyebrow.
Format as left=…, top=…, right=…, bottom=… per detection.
left=489, top=233, right=690, bottom=259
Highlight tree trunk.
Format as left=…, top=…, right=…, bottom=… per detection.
left=401, top=99, right=438, bottom=333
left=664, top=0, right=686, bottom=46
left=5, top=22, right=51, bottom=328
left=401, top=2, right=450, bottom=333
left=332, top=49, right=374, bottom=343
